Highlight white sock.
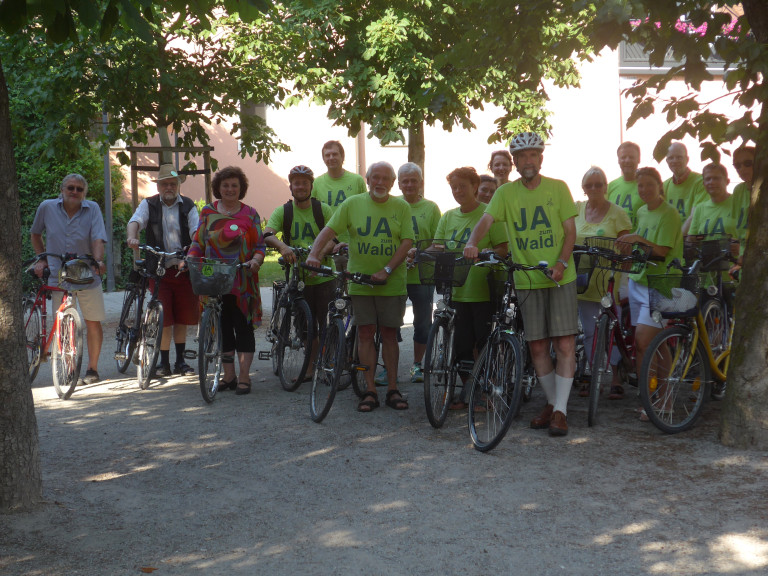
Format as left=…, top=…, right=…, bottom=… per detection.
left=554, top=373, right=574, bottom=415
left=537, top=371, right=556, bottom=405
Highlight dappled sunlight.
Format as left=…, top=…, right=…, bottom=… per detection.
left=593, top=521, right=658, bottom=545
left=710, top=533, right=768, bottom=570
left=276, top=445, right=339, bottom=466
left=82, top=463, right=157, bottom=482
left=370, top=500, right=409, bottom=512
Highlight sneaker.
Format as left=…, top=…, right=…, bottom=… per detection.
left=374, top=368, right=388, bottom=386
left=410, top=362, right=424, bottom=383
left=154, top=363, right=172, bottom=377
left=81, top=369, right=100, bottom=385
left=174, top=362, right=195, bottom=376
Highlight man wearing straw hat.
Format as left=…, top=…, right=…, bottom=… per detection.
left=127, top=164, right=200, bottom=376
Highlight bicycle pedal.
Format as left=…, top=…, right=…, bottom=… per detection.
left=114, top=352, right=127, bottom=361
left=257, top=350, right=272, bottom=361
left=352, top=364, right=368, bottom=372
left=183, top=350, right=198, bottom=360
left=458, top=360, right=475, bottom=373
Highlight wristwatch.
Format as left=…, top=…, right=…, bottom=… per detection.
left=556, top=259, right=568, bottom=268
left=384, top=266, right=393, bottom=275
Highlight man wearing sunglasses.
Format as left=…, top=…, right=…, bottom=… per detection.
left=30, top=173, right=108, bottom=385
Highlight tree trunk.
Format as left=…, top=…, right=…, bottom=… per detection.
left=0, top=58, right=43, bottom=511
left=719, top=1, right=768, bottom=449
left=407, top=121, right=425, bottom=176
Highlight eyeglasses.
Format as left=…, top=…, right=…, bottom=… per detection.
left=66, top=185, right=85, bottom=192
left=583, top=182, right=605, bottom=189
left=734, top=160, right=753, bottom=169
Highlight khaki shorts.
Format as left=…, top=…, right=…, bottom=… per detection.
left=51, top=286, right=106, bottom=322
left=351, top=295, right=407, bottom=328
left=516, top=281, right=578, bottom=342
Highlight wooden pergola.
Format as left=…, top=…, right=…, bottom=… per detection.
left=126, top=145, right=215, bottom=208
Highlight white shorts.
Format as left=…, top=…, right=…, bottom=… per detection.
left=628, top=279, right=665, bottom=329
left=51, top=286, right=106, bottom=322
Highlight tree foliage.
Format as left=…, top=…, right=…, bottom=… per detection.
left=276, top=0, right=596, bottom=159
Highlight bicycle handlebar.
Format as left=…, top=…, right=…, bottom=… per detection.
left=299, top=262, right=386, bottom=286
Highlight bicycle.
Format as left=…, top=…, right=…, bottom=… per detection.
left=573, top=237, right=651, bottom=427
left=466, top=253, right=555, bottom=452
left=185, top=257, right=247, bottom=403
left=639, top=237, right=737, bottom=433
left=298, top=262, right=385, bottom=423
left=261, top=247, right=314, bottom=392
left=114, top=245, right=185, bottom=390
left=413, top=239, right=474, bottom=428
left=22, top=253, right=96, bottom=399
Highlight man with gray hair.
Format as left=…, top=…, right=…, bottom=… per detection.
left=664, top=141, right=707, bottom=221
left=307, top=161, right=415, bottom=412
left=31, top=173, right=108, bottom=385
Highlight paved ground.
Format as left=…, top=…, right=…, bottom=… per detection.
left=2, top=290, right=768, bottom=575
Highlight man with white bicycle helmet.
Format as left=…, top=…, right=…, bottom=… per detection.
left=264, top=165, right=336, bottom=382
left=464, top=131, right=578, bottom=436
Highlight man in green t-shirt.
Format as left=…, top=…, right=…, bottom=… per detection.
left=663, top=142, right=708, bottom=221
left=607, top=141, right=645, bottom=228
left=684, top=163, right=737, bottom=239
left=307, top=162, right=414, bottom=413
left=464, top=132, right=578, bottom=437
left=264, top=165, right=336, bottom=381
left=731, top=145, right=754, bottom=261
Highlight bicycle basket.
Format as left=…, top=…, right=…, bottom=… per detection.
left=647, top=273, right=700, bottom=319
left=683, top=236, right=733, bottom=272
left=187, top=257, right=239, bottom=296
left=59, top=259, right=94, bottom=286
left=414, top=239, right=473, bottom=294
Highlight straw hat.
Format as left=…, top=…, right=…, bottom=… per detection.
left=153, top=164, right=186, bottom=183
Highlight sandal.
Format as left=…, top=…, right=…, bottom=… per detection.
left=608, top=385, right=624, bottom=400
left=235, top=382, right=251, bottom=396
left=357, top=391, right=379, bottom=412
left=385, top=389, right=409, bottom=410
left=219, top=377, right=237, bottom=391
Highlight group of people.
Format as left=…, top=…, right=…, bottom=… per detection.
left=29, top=133, right=754, bottom=433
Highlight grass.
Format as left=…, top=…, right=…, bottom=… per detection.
left=259, top=250, right=288, bottom=287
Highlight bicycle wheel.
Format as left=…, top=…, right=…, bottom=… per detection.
left=336, top=309, right=354, bottom=391
left=310, top=318, right=345, bottom=423
left=137, top=301, right=164, bottom=390
left=423, top=317, right=455, bottom=429
left=199, top=306, right=222, bottom=403
left=639, top=326, right=711, bottom=434
left=269, top=298, right=287, bottom=376
left=23, top=298, right=43, bottom=383
left=588, top=314, right=610, bottom=428
left=277, top=298, right=314, bottom=392
left=52, top=307, right=83, bottom=400
left=115, top=288, right=141, bottom=373
left=468, top=332, right=523, bottom=452
left=701, top=298, right=727, bottom=355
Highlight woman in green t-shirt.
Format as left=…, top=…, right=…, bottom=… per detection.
left=435, top=167, right=508, bottom=409
left=575, top=167, right=632, bottom=400
left=618, top=167, right=683, bottom=419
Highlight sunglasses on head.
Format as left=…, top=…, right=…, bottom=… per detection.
left=66, top=185, right=85, bottom=192
left=734, top=160, right=753, bottom=169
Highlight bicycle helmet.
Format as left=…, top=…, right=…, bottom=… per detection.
left=288, top=165, right=314, bottom=183
left=59, top=259, right=94, bottom=285
left=508, top=132, right=545, bottom=154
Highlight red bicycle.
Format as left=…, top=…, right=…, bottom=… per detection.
left=23, top=253, right=95, bottom=399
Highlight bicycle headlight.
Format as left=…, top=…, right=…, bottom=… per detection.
left=298, top=280, right=305, bottom=291
left=334, top=298, right=346, bottom=310
left=651, top=310, right=663, bottom=324
left=706, top=285, right=718, bottom=297
left=600, top=294, right=613, bottom=309
left=436, top=299, right=447, bottom=312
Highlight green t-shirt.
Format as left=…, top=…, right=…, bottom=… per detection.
left=732, top=181, right=750, bottom=250
left=607, top=176, right=645, bottom=229
left=265, top=202, right=335, bottom=286
left=327, top=193, right=414, bottom=296
left=434, top=204, right=508, bottom=302
left=575, top=201, right=633, bottom=302
left=400, top=197, right=441, bottom=284
left=663, top=172, right=707, bottom=221
left=688, top=196, right=737, bottom=238
left=312, top=170, right=367, bottom=243
left=486, top=176, right=578, bottom=289
left=630, top=201, right=683, bottom=287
